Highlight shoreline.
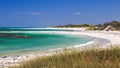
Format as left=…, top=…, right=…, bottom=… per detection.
left=0, top=30, right=120, bottom=68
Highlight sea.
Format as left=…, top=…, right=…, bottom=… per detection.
left=0, top=27, right=93, bottom=56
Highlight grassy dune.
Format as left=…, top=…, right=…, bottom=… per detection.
left=10, top=47, right=120, bottom=68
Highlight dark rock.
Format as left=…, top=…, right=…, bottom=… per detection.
left=2, top=56, right=7, bottom=58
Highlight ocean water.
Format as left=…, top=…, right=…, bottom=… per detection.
left=0, top=28, right=92, bottom=56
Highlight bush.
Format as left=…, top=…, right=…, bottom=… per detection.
left=10, top=47, right=120, bottom=68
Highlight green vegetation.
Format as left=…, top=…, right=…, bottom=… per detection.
left=55, top=20, right=120, bottom=30
left=10, top=47, right=120, bottom=68
left=103, top=21, right=120, bottom=30
left=55, top=24, right=90, bottom=28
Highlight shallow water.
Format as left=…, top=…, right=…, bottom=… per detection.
left=0, top=28, right=92, bottom=56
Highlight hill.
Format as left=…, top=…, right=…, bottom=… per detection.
left=54, top=21, right=120, bottom=31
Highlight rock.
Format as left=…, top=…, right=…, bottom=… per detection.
left=11, top=35, right=30, bottom=38
left=2, top=56, right=7, bottom=58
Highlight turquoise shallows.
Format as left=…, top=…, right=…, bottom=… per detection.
left=0, top=28, right=92, bottom=56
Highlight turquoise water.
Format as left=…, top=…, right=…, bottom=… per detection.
left=0, top=28, right=92, bottom=56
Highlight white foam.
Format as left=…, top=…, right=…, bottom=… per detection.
left=9, top=28, right=45, bottom=29
left=67, top=41, right=95, bottom=48
left=74, top=41, right=95, bottom=47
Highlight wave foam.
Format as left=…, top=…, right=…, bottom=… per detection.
left=67, top=40, right=95, bottom=48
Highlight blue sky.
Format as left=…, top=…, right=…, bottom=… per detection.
left=0, top=0, right=120, bottom=27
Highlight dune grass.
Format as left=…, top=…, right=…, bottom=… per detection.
left=10, top=47, right=120, bottom=68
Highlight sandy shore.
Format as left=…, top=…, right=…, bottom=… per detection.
left=0, top=30, right=120, bottom=68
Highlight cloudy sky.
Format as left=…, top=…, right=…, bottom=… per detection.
left=0, top=0, right=120, bottom=27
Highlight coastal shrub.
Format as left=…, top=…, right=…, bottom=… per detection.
left=9, top=47, right=120, bottom=68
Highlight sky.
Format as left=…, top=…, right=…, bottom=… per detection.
left=0, top=0, right=120, bottom=27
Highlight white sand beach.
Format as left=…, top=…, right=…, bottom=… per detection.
left=0, top=30, right=120, bottom=68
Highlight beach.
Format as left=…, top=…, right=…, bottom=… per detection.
left=0, top=30, right=120, bottom=68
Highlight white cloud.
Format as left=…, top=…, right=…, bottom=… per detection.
left=72, top=12, right=81, bottom=16
left=16, top=11, right=43, bottom=15
left=31, top=12, right=42, bottom=15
